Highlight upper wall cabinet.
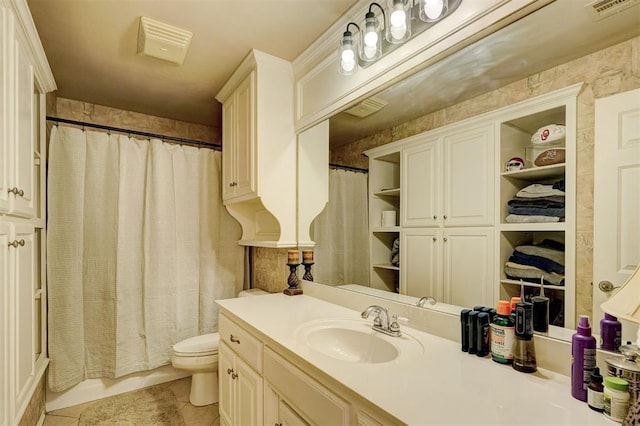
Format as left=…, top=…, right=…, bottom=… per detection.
left=292, top=0, right=553, bottom=132
left=216, top=50, right=297, bottom=248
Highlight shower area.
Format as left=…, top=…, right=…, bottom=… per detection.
left=44, top=99, right=244, bottom=409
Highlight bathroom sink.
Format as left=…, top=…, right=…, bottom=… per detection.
left=294, top=319, right=424, bottom=364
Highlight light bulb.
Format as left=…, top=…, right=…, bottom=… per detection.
left=341, top=46, right=356, bottom=73
left=362, top=44, right=377, bottom=60
left=389, top=5, right=407, bottom=41
left=341, top=47, right=355, bottom=63
left=364, top=29, right=378, bottom=47
left=423, top=0, right=445, bottom=21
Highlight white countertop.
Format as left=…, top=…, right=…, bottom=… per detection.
left=217, top=293, right=612, bottom=425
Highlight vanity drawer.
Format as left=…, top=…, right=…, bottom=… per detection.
left=264, top=347, right=350, bottom=425
left=219, top=314, right=263, bottom=372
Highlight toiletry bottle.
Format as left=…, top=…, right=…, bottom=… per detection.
left=475, top=312, right=490, bottom=357
left=571, top=315, right=597, bottom=401
left=600, top=313, right=622, bottom=352
left=512, top=301, right=537, bottom=373
left=603, top=376, right=630, bottom=422
left=468, top=310, right=479, bottom=355
left=587, top=367, right=604, bottom=412
left=532, top=279, right=550, bottom=333
left=460, top=309, right=471, bottom=352
left=490, top=300, right=514, bottom=364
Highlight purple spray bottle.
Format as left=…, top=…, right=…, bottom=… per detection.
left=571, top=315, right=597, bottom=401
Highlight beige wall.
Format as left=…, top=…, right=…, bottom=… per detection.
left=52, top=98, right=220, bottom=144
left=253, top=36, right=640, bottom=319
left=18, top=375, right=45, bottom=426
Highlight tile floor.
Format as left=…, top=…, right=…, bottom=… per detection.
left=43, top=377, right=220, bottom=426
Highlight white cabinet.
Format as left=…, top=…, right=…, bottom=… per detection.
left=265, top=384, right=310, bottom=426
left=218, top=313, right=264, bottom=426
left=0, top=2, right=54, bottom=425
left=221, top=70, right=255, bottom=202
left=215, top=49, right=297, bottom=247
left=219, top=342, right=263, bottom=426
left=402, top=124, right=494, bottom=228
left=401, top=227, right=494, bottom=306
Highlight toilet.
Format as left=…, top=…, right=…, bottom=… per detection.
left=171, top=288, right=268, bottom=406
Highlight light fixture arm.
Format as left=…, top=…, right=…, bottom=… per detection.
left=368, top=2, right=386, bottom=31
left=344, top=21, right=361, bottom=36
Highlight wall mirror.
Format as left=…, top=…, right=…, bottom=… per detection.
left=307, top=0, right=640, bottom=337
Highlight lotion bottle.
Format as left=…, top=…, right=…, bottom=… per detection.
left=571, top=315, right=597, bottom=401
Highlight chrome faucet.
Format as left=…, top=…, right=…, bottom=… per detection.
left=361, top=305, right=402, bottom=337
left=417, top=296, right=437, bottom=307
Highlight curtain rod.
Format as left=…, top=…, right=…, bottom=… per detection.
left=46, top=116, right=222, bottom=151
left=329, top=163, right=368, bottom=173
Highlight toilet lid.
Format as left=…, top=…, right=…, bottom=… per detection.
left=173, top=333, right=219, bottom=356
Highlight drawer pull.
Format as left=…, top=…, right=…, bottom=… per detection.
left=433, top=215, right=437, bottom=220
left=231, top=372, right=238, bottom=380
left=8, top=187, right=24, bottom=197
left=229, top=334, right=240, bottom=344
left=8, top=239, right=25, bottom=248
left=227, top=368, right=233, bottom=375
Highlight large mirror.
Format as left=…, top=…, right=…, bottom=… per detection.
left=309, top=0, right=640, bottom=334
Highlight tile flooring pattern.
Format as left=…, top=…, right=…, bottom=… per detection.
left=43, top=378, right=220, bottom=426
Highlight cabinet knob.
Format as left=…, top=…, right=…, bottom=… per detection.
left=227, top=368, right=234, bottom=375
left=433, top=215, right=437, bottom=220
left=443, top=237, right=448, bottom=242
left=229, top=334, right=240, bottom=344
left=231, top=372, right=238, bottom=380
left=229, top=182, right=238, bottom=187
left=8, top=239, right=25, bottom=248
left=443, top=215, right=448, bottom=220
left=432, top=237, right=437, bottom=242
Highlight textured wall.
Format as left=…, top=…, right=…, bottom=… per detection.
left=329, top=36, right=640, bottom=321
left=18, top=375, right=45, bottom=426
left=54, top=98, right=220, bottom=144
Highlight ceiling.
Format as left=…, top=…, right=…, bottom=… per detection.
left=26, top=0, right=359, bottom=130
left=27, top=0, right=640, bottom=148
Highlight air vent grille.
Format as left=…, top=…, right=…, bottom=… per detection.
left=138, top=17, right=193, bottom=65
left=585, top=0, right=639, bottom=21
left=343, top=97, right=388, bottom=118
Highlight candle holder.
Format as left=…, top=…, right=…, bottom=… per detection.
left=302, top=261, right=314, bottom=282
left=283, top=262, right=303, bottom=296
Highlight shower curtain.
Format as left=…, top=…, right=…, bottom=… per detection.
left=46, top=125, right=244, bottom=392
left=312, top=168, right=370, bottom=285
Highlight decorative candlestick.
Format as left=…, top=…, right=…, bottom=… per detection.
left=302, top=250, right=314, bottom=282
left=284, top=249, right=303, bottom=296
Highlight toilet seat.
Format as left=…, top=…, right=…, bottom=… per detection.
left=172, top=333, right=220, bottom=357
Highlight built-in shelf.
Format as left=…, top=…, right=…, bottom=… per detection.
left=372, top=264, right=400, bottom=271
left=499, top=222, right=566, bottom=232
left=501, top=163, right=565, bottom=181
left=374, top=188, right=400, bottom=197
left=371, top=226, right=400, bottom=233
left=500, top=279, right=565, bottom=291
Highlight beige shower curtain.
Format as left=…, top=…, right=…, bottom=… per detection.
left=46, top=125, right=243, bottom=392
left=312, top=168, right=370, bottom=285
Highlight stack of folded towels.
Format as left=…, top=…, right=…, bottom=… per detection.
left=506, top=178, right=565, bottom=223
left=504, top=239, right=565, bottom=286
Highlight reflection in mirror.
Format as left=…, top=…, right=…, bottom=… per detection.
left=303, top=0, right=640, bottom=336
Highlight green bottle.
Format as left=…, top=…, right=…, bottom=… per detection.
left=490, top=300, right=515, bottom=364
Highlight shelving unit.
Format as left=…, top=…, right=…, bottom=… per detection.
left=367, top=150, right=401, bottom=293
left=496, top=85, right=580, bottom=329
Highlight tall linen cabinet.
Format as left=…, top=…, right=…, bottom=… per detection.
left=0, top=1, right=55, bottom=425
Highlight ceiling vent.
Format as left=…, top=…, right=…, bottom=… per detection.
left=343, top=97, right=388, bottom=118
left=137, top=17, right=193, bottom=65
left=585, top=0, right=640, bottom=21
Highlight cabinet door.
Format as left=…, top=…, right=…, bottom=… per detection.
left=279, top=400, right=309, bottom=426
left=0, top=223, right=9, bottom=426
left=221, top=99, right=236, bottom=201
left=218, top=342, right=234, bottom=426
left=442, top=124, right=494, bottom=227
left=0, top=9, right=10, bottom=215
left=11, top=38, right=35, bottom=218
left=400, top=228, right=441, bottom=300
left=442, top=228, right=494, bottom=307
left=402, top=139, right=440, bottom=227
left=233, top=71, right=256, bottom=200
left=236, top=355, right=263, bottom=426
left=12, top=223, right=35, bottom=413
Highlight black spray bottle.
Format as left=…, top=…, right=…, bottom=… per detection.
left=512, top=301, right=537, bottom=373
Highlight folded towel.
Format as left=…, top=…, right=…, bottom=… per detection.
left=506, top=214, right=560, bottom=223
left=509, top=251, right=564, bottom=274
left=505, top=262, right=565, bottom=286
left=508, top=197, right=565, bottom=209
left=515, top=244, right=565, bottom=265
left=516, top=183, right=565, bottom=198
left=508, top=206, right=565, bottom=217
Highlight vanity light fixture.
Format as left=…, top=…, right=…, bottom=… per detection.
left=338, top=0, right=459, bottom=75
left=339, top=22, right=360, bottom=75
left=360, top=3, right=385, bottom=62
